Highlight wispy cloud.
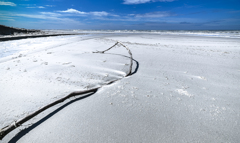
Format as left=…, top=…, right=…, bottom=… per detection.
left=26, top=6, right=45, bottom=9
left=58, top=8, right=86, bottom=14
left=0, top=14, right=14, bottom=21
left=0, top=10, right=69, bottom=21
left=15, top=13, right=56, bottom=20
left=40, top=12, right=62, bottom=17
left=94, top=11, right=174, bottom=22
left=134, top=11, right=173, bottom=18
left=15, top=12, right=64, bottom=20
left=11, top=12, right=82, bottom=26
left=123, top=0, right=174, bottom=5
left=90, top=11, right=109, bottom=16
left=58, top=8, right=118, bottom=17
left=0, top=1, right=16, bottom=6
left=45, top=5, right=55, bottom=7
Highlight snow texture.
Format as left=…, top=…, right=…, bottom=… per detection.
left=0, top=32, right=240, bottom=143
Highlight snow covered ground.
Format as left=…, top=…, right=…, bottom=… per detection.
left=0, top=32, right=240, bottom=142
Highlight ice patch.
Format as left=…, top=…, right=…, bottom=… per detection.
left=192, top=76, right=207, bottom=80
left=176, top=89, right=193, bottom=97
left=197, top=76, right=206, bottom=80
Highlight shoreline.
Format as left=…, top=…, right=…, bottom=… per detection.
left=0, top=33, right=87, bottom=42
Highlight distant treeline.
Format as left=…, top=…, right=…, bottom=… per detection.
left=0, top=25, right=40, bottom=35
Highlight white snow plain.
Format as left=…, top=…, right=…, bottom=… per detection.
left=0, top=32, right=240, bottom=143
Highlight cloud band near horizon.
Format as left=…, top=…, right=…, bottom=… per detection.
left=0, top=1, right=16, bottom=6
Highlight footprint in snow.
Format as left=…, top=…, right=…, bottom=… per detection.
left=62, top=62, right=71, bottom=65
left=42, top=62, right=48, bottom=65
left=56, top=77, right=62, bottom=81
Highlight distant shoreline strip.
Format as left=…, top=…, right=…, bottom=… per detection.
left=0, top=33, right=86, bottom=42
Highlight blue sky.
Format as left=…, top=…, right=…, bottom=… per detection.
left=0, top=0, right=240, bottom=30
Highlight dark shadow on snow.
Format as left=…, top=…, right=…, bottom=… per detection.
left=8, top=91, right=96, bottom=143
left=7, top=52, right=139, bottom=143
left=105, top=53, right=139, bottom=76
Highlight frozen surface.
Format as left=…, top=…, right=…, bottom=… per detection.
left=61, top=30, right=240, bottom=38
left=0, top=32, right=240, bottom=143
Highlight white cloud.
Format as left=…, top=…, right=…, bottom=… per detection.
left=90, top=11, right=109, bottom=16
left=58, top=8, right=86, bottom=15
left=27, top=6, right=45, bottom=8
left=45, top=5, right=55, bottom=7
left=14, top=12, right=82, bottom=25
left=40, top=12, right=62, bottom=17
left=58, top=8, right=118, bottom=17
left=94, top=11, right=173, bottom=22
left=135, top=11, right=172, bottom=18
left=15, top=14, right=54, bottom=20
left=11, top=12, right=62, bottom=20
left=123, top=0, right=174, bottom=4
left=0, top=1, right=16, bottom=6
left=123, top=0, right=149, bottom=4
left=0, top=14, right=14, bottom=21
left=12, top=12, right=82, bottom=28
